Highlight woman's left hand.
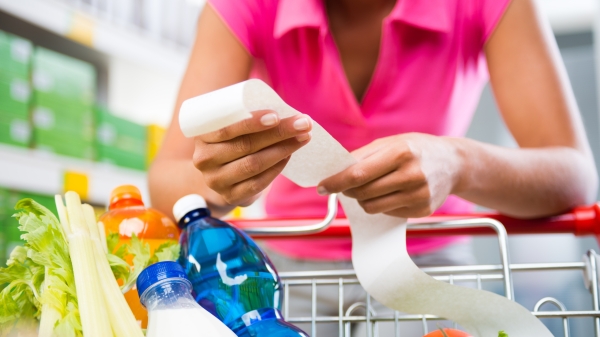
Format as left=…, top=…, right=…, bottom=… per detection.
left=317, top=133, right=464, bottom=218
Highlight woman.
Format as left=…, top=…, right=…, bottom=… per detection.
left=149, top=0, right=597, bottom=334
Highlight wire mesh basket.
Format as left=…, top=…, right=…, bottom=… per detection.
left=230, top=194, right=600, bottom=337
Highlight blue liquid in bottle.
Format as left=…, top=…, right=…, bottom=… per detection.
left=173, top=194, right=309, bottom=337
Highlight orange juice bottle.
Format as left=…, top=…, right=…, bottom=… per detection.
left=99, top=185, right=179, bottom=328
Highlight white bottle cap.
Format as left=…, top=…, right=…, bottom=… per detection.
left=173, top=194, right=208, bottom=222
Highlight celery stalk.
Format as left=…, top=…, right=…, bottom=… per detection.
left=82, top=204, right=144, bottom=337
left=57, top=193, right=113, bottom=337
left=37, top=267, right=62, bottom=337
left=97, top=220, right=109, bottom=254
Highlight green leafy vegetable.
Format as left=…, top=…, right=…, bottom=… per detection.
left=121, top=234, right=152, bottom=294
left=152, top=242, right=181, bottom=264
left=498, top=331, right=508, bottom=337
left=106, top=232, right=180, bottom=294
left=0, top=199, right=80, bottom=337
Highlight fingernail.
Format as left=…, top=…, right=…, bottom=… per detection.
left=260, top=113, right=278, bottom=126
left=317, top=186, right=329, bottom=195
left=296, top=131, right=311, bottom=142
left=293, top=117, right=311, bottom=131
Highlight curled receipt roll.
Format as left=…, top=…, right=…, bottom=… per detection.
left=179, top=79, right=553, bottom=337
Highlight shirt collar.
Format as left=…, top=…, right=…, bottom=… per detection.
left=388, top=0, right=453, bottom=32
left=274, top=0, right=327, bottom=39
left=274, top=0, right=453, bottom=39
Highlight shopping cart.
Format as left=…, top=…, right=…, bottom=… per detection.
left=229, top=194, right=600, bottom=337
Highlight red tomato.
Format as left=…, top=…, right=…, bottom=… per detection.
left=423, top=328, right=473, bottom=337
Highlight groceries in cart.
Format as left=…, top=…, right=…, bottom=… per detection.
left=99, top=184, right=180, bottom=328
left=137, top=261, right=237, bottom=337
left=0, top=192, right=145, bottom=336
left=173, top=194, right=309, bottom=336
left=0, top=191, right=179, bottom=336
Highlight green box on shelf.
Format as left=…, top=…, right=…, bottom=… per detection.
left=32, top=47, right=96, bottom=105
left=0, top=77, right=31, bottom=116
left=0, top=30, right=32, bottom=77
left=34, top=91, right=93, bottom=114
left=0, top=70, right=28, bottom=84
left=95, top=107, right=147, bottom=154
left=0, top=187, right=10, bottom=217
left=0, top=108, right=30, bottom=123
left=32, top=105, right=94, bottom=141
left=96, top=145, right=147, bottom=171
left=0, top=102, right=29, bottom=119
left=0, top=117, right=31, bottom=147
left=34, top=128, right=95, bottom=160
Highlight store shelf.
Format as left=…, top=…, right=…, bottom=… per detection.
left=0, top=144, right=149, bottom=206
left=0, top=0, right=189, bottom=75
left=541, top=0, right=597, bottom=34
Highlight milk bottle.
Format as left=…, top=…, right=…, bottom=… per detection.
left=137, top=261, right=237, bottom=337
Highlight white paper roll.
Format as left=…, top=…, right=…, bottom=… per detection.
left=179, top=79, right=554, bottom=337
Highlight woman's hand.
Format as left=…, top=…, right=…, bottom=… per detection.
left=193, top=110, right=312, bottom=206
left=317, top=133, right=463, bottom=218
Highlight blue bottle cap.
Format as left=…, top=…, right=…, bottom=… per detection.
left=137, top=261, right=191, bottom=299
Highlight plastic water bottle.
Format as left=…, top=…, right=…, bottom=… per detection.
left=173, top=194, right=308, bottom=337
left=137, top=261, right=237, bottom=337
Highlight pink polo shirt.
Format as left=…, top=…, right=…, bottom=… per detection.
left=208, top=0, right=511, bottom=260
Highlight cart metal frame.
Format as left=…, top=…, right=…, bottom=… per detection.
left=231, top=194, right=600, bottom=337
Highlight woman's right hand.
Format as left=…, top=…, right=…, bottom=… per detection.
left=193, top=110, right=313, bottom=207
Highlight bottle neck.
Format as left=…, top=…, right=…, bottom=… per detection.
left=109, top=198, right=144, bottom=210
left=178, top=208, right=211, bottom=229
left=140, top=279, right=196, bottom=311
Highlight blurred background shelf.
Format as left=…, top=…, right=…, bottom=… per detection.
left=0, top=143, right=148, bottom=206
left=0, top=0, right=193, bottom=75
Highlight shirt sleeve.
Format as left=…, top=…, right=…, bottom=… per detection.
left=480, top=0, right=512, bottom=43
left=207, top=0, right=262, bottom=57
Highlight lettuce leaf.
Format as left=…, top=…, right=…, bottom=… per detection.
left=152, top=242, right=181, bottom=264
left=106, top=233, right=180, bottom=294
left=121, top=234, right=152, bottom=294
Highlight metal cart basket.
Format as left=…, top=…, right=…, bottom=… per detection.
left=229, top=194, right=600, bottom=337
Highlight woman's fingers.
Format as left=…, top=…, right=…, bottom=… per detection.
left=317, top=147, right=400, bottom=195
left=192, top=111, right=314, bottom=206
left=199, top=110, right=312, bottom=144
left=357, top=184, right=433, bottom=217
left=194, top=114, right=312, bottom=168
left=342, top=163, right=426, bottom=201
left=199, top=110, right=280, bottom=143
left=212, top=115, right=312, bottom=164
left=224, top=156, right=291, bottom=205
left=210, top=136, right=311, bottom=189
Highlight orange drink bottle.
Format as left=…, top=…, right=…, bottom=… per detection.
left=99, top=185, right=179, bottom=328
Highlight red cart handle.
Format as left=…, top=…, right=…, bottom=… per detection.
left=229, top=194, right=600, bottom=243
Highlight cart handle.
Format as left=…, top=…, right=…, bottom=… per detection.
left=230, top=194, right=600, bottom=243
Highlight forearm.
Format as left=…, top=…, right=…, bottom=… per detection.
left=451, top=137, right=598, bottom=218
left=148, top=159, right=235, bottom=219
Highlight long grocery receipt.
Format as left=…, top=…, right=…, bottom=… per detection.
left=179, top=79, right=553, bottom=337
